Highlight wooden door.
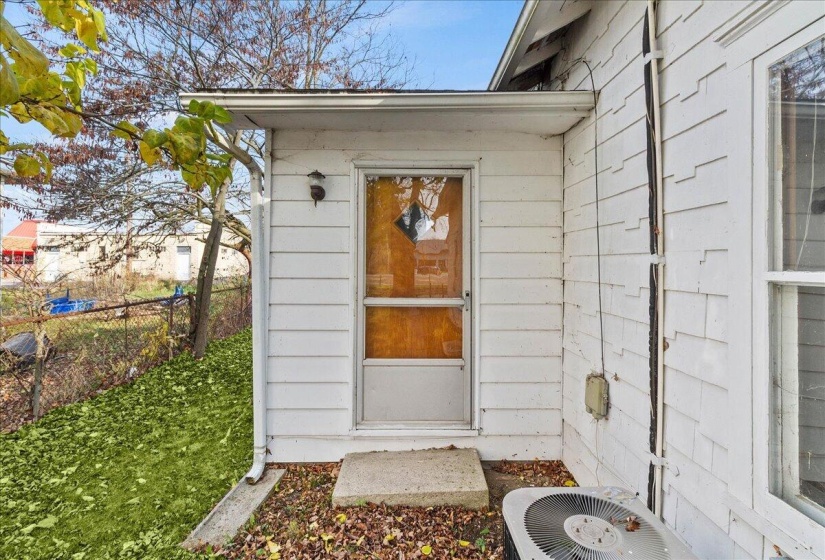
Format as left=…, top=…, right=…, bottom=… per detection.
left=358, top=171, right=471, bottom=427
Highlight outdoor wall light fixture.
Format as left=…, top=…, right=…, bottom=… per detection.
left=307, top=170, right=326, bottom=206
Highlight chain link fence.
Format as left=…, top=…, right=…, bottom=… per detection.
left=0, top=283, right=251, bottom=433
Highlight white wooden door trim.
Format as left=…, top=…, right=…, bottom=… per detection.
left=351, top=162, right=478, bottom=431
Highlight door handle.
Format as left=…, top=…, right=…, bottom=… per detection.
left=464, top=290, right=471, bottom=311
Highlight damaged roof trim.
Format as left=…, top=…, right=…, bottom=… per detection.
left=489, top=0, right=592, bottom=91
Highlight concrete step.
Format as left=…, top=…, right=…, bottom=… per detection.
left=332, top=448, right=489, bottom=509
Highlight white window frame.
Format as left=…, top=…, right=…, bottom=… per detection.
left=752, top=23, right=825, bottom=555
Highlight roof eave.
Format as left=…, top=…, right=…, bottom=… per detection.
left=179, top=90, right=595, bottom=135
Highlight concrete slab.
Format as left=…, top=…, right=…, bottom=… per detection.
left=181, top=468, right=285, bottom=550
left=332, top=448, right=489, bottom=509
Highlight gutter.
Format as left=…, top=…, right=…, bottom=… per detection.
left=180, top=90, right=595, bottom=113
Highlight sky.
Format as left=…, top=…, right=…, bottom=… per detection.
left=1, top=0, right=523, bottom=234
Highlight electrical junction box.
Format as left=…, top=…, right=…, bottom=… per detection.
left=585, top=373, right=609, bottom=419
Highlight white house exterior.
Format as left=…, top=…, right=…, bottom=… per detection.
left=1, top=221, right=248, bottom=282
left=184, top=1, right=825, bottom=558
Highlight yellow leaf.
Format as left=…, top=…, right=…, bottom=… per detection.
left=13, top=154, right=41, bottom=177
left=29, top=106, right=69, bottom=136
left=168, top=132, right=199, bottom=165
left=458, top=540, right=470, bottom=547
left=75, top=15, right=99, bottom=51
left=91, top=7, right=107, bottom=41
left=421, top=545, right=432, bottom=555
left=8, top=102, right=31, bottom=123
left=58, top=108, right=82, bottom=135
left=564, top=479, right=576, bottom=487
left=320, top=533, right=333, bottom=543
left=335, top=513, right=347, bottom=524
left=36, top=0, right=71, bottom=30
left=139, top=141, right=160, bottom=166
left=0, top=52, right=19, bottom=105
left=1, top=16, right=49, bottom=76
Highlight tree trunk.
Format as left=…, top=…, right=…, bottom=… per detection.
left=190, top=179, right=230, bottom=358
left=31, top=323, right=47, bottom=420
left=240, top=243, right=252, bottom=279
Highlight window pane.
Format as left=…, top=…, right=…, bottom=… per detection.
left=769, top=36, right=825, bottom=271
left=771, top=285, right=825, bottom=522
left=365, top=176, right=463, bottom=298
left=365, top=307, right=463, bottom=359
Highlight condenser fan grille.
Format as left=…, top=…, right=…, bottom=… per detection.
left=524, top=493, right=671, bottom=560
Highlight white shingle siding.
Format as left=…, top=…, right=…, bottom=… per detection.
left=267, top=129, right=564, bottom=461
left=554, top=1, right=824, bottom=558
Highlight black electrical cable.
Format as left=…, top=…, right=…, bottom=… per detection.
left=581, top=60, right=606, bottom=377
left=642, top=6, right=660, bottom=512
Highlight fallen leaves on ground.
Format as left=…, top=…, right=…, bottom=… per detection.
left=215, top=459, right=575, bottom=559
left=492, top=459, right=576, bottom=488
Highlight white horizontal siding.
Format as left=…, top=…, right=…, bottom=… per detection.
left=479, top=227, right=561, bottom=253
left=268, top=128, right=563, bottom=459
left=554, top=1, right=825, bottom=558
left=271, top=149, right=562, bottom=177
left=269, top=435, right=562, bottom=462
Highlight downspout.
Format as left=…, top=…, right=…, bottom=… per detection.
left=643, top=0, right=666, bottom=517
left=243, top=131, right=271, bottom=484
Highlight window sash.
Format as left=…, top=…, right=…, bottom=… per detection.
left=762, top=30, right=825, bottom=531
left=751, top=23, right=825, bottom=553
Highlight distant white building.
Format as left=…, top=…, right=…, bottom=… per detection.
left=2, top=220, right=248, bottom=282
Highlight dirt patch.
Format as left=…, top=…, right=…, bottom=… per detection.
left=214, top=460, right=575, bottom=559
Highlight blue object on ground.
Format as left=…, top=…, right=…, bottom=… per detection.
left=49, top=300, right=95, bottom=314
left=161, top=285, right=186, bottom=307
left=44, top=289, right=96, bottom=314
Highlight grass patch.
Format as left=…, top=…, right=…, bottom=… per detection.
left=0, top=330, right=253, bottom=559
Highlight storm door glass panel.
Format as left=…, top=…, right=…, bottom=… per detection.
left=768, top=35, right=825, bottom=525
left=365, top=307, right=463, bottom=359
left=361, top=173, right=468, bottom=425
left=365, top=176, right=463, bottom=298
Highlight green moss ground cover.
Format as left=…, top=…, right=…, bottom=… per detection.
left=0, top=330, right=253, bottom=559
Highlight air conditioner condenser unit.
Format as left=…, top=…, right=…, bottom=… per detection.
left=503, top=487, right=698, bottom=560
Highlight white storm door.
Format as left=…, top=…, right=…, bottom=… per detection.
left=357, top=170, right=471, bottom=428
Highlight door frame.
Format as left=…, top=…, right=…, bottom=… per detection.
left=352, top=162, right=478, bottom=431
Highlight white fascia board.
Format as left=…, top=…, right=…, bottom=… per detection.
left=178, top=90, right=596, bottom=135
